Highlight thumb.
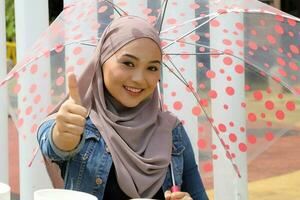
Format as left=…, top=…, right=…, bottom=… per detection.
left=164, top=190, right=171, bottom=200
left=68, top=73, right=82, bottom=105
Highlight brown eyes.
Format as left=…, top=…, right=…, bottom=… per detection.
left=122, top=61, right=159, bottom=72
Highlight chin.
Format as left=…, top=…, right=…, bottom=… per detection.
left=123, top=102, right=140, bottom=108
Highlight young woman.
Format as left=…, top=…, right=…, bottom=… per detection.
left=37, top=15, right=209, bottom=200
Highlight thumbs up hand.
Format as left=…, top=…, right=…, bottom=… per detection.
left=52, top=73, right=88, bottom=151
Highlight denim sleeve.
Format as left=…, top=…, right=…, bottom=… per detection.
left=180, top=125, right=209, bottom=200
left=37, top=119, right=86, bottom=161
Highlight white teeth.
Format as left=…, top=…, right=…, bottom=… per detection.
left=125, top=86, right=142, bottom=93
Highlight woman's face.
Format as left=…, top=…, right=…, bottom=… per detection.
left=102, top=38, right=162, bottom=108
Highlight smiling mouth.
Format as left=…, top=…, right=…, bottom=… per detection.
left=124, top=86, right=144, bottom=95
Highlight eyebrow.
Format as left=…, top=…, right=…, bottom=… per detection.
left=122, top=53, right=161, bottom=65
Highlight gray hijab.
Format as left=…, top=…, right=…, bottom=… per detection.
left=49, top=16, right=178, bottom=198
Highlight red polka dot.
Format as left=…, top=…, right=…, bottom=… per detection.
left=288, top=19, right=296, bottom=26
left=289, top=62, right=299, bottom=71
left=248, top=41, right=258, bottom=50
left=235, top=64, right=244, bottom=74
left=55, top=44, right=64, bottom=53
left=211, top=19, right=220, bottom=27
left=248, top=135, right=257, bottom=144
left=17, top=118, right=24, bottom=127
left=229, top=133, right=237, bottom=142
left=190, top=2, right=200, bottom=10
left=98, top=5, right=108, bottom=13
left=274, top=25, right=284, bottom=35
left=30, top=64, right=38, bottom=74
left=190, top=34, right=200, bottom=41
left=200, top=99, right=208, bottom=107
left=253, top=90, right=263, bottom=101
left=290, top=44, right=299, bottom=54
left=180, top=53, right=189, bottom=60
left=218, top=123, right=227, bottom=133
left=206, top=70, right=216, bottom=79
left=13, top=84, right=21, bottom=94
left=265, top=100, right=274, bottom=110
left=167, top=18, right=177, bottom=25
left=248, top=113, right=257, bottom=122
left=241, top=102, right=246, bottom=108
left=73, top=47, right=82, bottom=55
left=275, top=110, right=285, bottom=120
left=239, top=143, right=247, bottom=152
left=265, top=132, right=274, bottom=141
left=240, top=127, right=245, bottom=132
left=245, top=85, right=251, bottom=91
left=276, top=57, right=286, bottom=67
left=56, top=76, right=65, bottom=86
left=275, top=14, right=284, bottom=21
left=31, top=124, right=38, bottom=133
left=77, top=58, right=86, bottom=65
left=251, top=29, right=257, bottom=35
left=211, top=144, right=217, bottom=150
left=223, top=57, right=233, bottom=65
left=223, top=39, right=232, bottom=46
left=197, top=139, right=206, bottom=149
left=235, top=22, right=244, bottom=30
left=212, top=154, right=218, bottom=160
left=173, top=101, right=183, bottom=110
left=203, top=163, right=213, bottom=172
left=29, top=84, right=37, bottom=93
left=236, top=40, right=244, bottom=47
left=25, top=106, right=32, bottom=115
left=286, top=101, right=295, bottom=111
left=226, top=87, right=235, bottom=96
left=192, top=106, right=201, bottom=116
left=34, top=95, right=41, bottom=104
left=266, top=34, right=276, bottom=44
left=43, top=50, right=50, bottom=58
left=208, top=90, right=218, bottom=99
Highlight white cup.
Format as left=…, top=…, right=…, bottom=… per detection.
left=34, top=189, right=97, bottom=200
left=0, top=182, right=10, bottom=200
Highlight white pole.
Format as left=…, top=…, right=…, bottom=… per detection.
left=0, top=0, right=9, bottom=184
left=210, top=10, right=248, bottom=200
left=14, top=0, right=52, bottom=199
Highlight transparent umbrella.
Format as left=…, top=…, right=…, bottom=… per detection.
left=1, top=0, right=300, bottom=191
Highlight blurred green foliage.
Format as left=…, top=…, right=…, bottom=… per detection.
left=5, top=0, right=15, bottom=41
left=5, top=0, right=63, bottom=42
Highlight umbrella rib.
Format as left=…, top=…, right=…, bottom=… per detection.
left=161, top=9, right=300, bottom=47
left=160, top=13, right=216, bottom=34
left=162, top=37, right=299, bottom=95
left=157, top=0, right=169, bottom=34
left=163, top=56, right=188, bottom=86
left=165, top=52, right=224, bottom=56
left=1, top=39, right=100, bottom=84
left=162, top=14, right=218, bottom=50
left=103, top=0, right=127, bottom=16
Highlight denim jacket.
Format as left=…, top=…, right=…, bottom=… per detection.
left=37, top=118, right=209, bottom=200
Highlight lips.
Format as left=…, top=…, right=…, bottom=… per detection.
left=124, top=86, right=143, bottom=95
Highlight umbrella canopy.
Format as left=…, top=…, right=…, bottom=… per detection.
left=1, top=0, right=300, bottom=190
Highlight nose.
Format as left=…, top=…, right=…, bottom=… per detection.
left=131, top=69, right=146, bottom=84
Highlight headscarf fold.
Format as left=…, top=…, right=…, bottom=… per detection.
left=47, top=16, right=178, bottom=198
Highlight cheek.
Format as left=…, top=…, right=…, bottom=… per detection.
left=147, top=74, right=160, bottom=88
left=103, top=67, right=124, bottom=87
